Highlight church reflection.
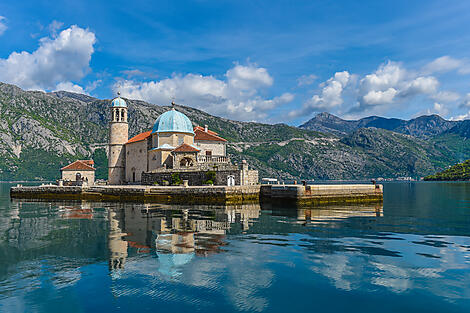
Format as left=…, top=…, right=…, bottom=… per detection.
left=108, top=203, right=261, bottom=272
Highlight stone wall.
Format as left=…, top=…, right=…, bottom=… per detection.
left=142, top=168, right=241, bottom=186
left=194, top=140, right=226, bottom=156
left=125, top=140, right=147, bottom=183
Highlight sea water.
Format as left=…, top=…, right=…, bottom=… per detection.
left=0, top=182, right=469, bottom=313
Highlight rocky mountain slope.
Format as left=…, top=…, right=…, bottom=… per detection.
left=300, top=112, right=458, bottom=138
left=1, top=82, right=470, bottom=181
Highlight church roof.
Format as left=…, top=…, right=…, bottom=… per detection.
left=111, top=97, right=127, bottom=107
left=172, top=143, right=200, bottom=153
left=152, top=108, right=195, bottom=135
left=194, top=128, right=227, bottom=142
left=193, top=125, right=219, bottom=135
left=61, top=160, right=96, bottom=171
left=126, top=131, right=152, bottom=144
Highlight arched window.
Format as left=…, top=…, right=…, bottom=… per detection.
left=180, top=157, right=194, bottom=167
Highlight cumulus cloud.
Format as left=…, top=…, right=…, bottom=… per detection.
left=289, top=59, right=467, bottom=120
left=226, top=64, right=273, bottom=91
left=297, top=74, right=317, bottom=86
left=288, top=71, right=351, bottom=118
left=353, top=61, right=441, bottom=112
left=0, top=25, right=96, bottom=91
left=114, top=64, right=293, bottom=121
left=54, top=81, right=86, bottom=94
left=0, top=16, right=6, bottom=36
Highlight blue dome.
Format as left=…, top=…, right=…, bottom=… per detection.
left=111, top=97, right=127, bottom=107
left=152, top=109, right=194, bottom=134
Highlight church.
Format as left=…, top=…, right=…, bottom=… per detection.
left=107, top=95, right=258, bottom=186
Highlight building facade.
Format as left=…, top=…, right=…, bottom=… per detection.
left=61, top=160, right=96, bottom=185
left=107, top=97, right=258, bottom=186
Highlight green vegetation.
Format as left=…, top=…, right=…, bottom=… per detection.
left=204, top=171, right=216, bottom=185
left=91, top=148, right=108, bottom=180
left=424, top=159, right=470, bottom=181
left=171, top=173, right=182, bottom=185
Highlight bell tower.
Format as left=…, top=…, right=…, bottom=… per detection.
left=108, top=92, right=128, bottom=185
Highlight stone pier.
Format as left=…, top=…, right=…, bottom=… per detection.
left=10, top=183, right=383, bottom=206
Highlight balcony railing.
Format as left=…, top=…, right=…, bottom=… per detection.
left=197, top=155, right=230, bottom=163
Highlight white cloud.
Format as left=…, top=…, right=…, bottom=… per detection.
left=114, top=64, right=292, bottom=121
left=460, top=93, right=470, bottom=108
left=451, top=111, right=470, bottom=121
left=48, top=20, right=64, bottom=37
left=423, top=56, right=461, bottom=74
left=423, top=102, right=448, bottom=117
left=363, top=88, right=397, bottom=105
left=352, top=61, right=442, bottom=112
left=297, top=74, right=317, bottom=86
left=226, top=64, right=273, bottom=91
left=0, top=16, right=6, bottom=36
left=423, top=55, right=470, bottom=75
left=0, top=25, right=96, bottom=91
left=288, top=71, right=350, bottom=118
left=54, top=81, right=86, bottom=94
left=432, top=91, right=460, bottom=103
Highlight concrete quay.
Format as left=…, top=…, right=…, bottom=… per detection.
left=261, top=184, right=383, bottom=206
left=10, top=183, right=383, bottom=206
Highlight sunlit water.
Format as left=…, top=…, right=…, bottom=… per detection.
left=0, top=182, right=470, bottom=312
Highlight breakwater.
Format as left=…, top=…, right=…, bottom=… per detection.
left=10, top=183, right=383, bottom=206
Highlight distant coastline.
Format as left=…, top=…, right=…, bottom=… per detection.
left=424, top=160, right=470, bottom=181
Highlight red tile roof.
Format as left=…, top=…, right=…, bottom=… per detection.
left=194, top=125, right=218, bottom=135
left=172, top=143, right=200, bottom=153
left=61, top=160, right=96, bottom=171
left=80, top=160, right=94, bottom=166
left=194, top=129, right=227, bottom=142
left=126, top=130, right=152, bottom=144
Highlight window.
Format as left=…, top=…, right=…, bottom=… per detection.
left=206, top=150, right=212, bottom=156
left=178, top=136, right=184, bottom=145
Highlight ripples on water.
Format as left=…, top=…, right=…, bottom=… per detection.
left=0, top=182, right=470, bottom=312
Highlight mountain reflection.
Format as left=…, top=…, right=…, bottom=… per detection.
left=2, top=195, right=470, bottom=311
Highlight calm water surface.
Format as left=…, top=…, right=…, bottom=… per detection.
left=0, top=182, right=470, bottom=312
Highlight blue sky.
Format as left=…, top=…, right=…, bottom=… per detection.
left=1, top=0, right=470, bottom=124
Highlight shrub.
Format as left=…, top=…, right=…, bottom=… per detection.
left=204, top=171, right=216, bottom=185
left=171, top=173, right=182, bottom=185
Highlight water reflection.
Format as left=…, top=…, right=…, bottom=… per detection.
left=2, top=183, right=470, bottom=312
left=108, top=203, right=261, bottom=276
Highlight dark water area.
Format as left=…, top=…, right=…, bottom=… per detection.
left=0, top=182, right=469, bottom=312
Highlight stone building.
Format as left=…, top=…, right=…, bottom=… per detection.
left=61, top=160, right=96, bottom=185
left=107, top=96, right=258, bottom=186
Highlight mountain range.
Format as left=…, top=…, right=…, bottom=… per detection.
left=1, top=81, right=470, bottom=181
left=300, top=112, right=460, bottom=138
